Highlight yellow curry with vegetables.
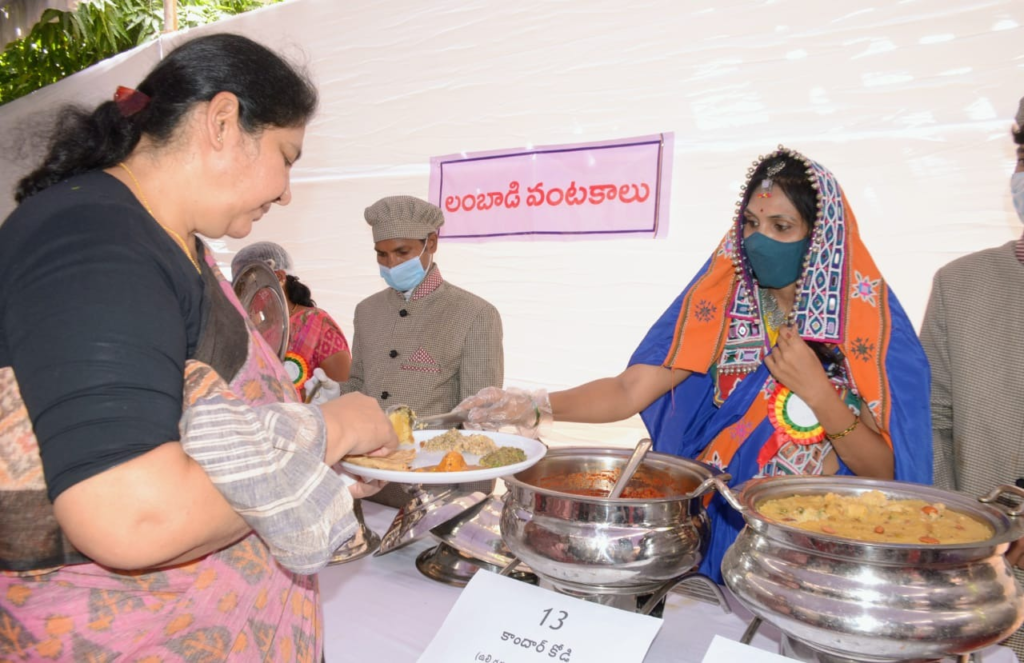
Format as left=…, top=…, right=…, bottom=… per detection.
left=757, top=490, right=992, bottom=544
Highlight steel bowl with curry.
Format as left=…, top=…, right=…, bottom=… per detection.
left=757, top=489, right=993, bottom=545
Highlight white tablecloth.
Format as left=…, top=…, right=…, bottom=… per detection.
left=319, top=502, right=1019, bottom=663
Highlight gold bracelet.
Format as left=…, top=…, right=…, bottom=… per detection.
left=825, top=417, right=860, bottom=441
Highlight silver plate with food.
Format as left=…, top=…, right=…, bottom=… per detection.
left=341, top=429, right=547, bottom=485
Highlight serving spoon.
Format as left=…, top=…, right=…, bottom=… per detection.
left=386, top=404, right=467, bottom=431
left=608, top=438, right=653, bottom=499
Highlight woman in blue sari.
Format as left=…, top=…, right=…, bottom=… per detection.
left=459, top=147, right=932, bottom=581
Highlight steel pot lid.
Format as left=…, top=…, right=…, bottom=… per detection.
left=232, top=261, right=289, bottom=361
left=374, top=483, right=489, bottom=556
left=429, top=495, right=520, bottom=568
left=415, top=542, right=538, bottom=588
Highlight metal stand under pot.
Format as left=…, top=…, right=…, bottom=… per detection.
left=740, top=617, right=986, bottom=663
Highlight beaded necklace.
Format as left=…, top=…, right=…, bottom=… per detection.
left=117, top=162, right=201, bottom=274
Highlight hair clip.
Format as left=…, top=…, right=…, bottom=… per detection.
left=113, top=86, right=150, bottom=117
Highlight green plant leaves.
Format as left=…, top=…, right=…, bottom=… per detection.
left=0, top=0, right=281, bottom=106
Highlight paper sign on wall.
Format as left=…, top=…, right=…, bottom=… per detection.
left=428, top=133, right=674, bottom=241
left=418, top=571, right=663, bottom=663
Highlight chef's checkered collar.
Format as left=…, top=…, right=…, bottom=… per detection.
left=394, top=263, right=443, bottom=302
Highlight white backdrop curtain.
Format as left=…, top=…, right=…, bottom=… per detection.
left=1, top=0, right=1020, bottom=448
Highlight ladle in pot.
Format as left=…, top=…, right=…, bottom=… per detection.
left=608, top=438, right=653, bottom=499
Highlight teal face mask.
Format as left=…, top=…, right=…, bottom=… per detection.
left=743, top=232, right=809, bottom=288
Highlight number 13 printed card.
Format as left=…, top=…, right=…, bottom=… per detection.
left=418, top=571, right=663, bottom=663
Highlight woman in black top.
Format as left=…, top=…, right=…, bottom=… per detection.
left=0, top=33, right=396, bottom=660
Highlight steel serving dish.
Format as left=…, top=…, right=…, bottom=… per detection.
left=718, top=475, right=1024, bottom=662
left=501, top=446, right=724, bottom=597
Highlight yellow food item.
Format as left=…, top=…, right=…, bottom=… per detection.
left=388, top=407, right=415, bottom=444
left=758, top=490, right=992, bottom=545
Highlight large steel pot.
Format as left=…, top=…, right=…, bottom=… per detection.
left=501, top=447, right=724, bottom=597
left=719, top=476, right=1024, bottom=662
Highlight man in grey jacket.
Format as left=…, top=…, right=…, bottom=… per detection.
left=339, top=195, right=504, bottom=416
left=919, top=96, right=1024, bottom=656
left=310, top=196, right=504, bottom=507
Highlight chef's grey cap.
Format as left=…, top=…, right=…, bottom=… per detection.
left=365, top=195, right=444, bottom=243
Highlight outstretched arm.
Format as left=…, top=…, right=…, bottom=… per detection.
left=459, top=363, right=690, bottom=430
left=550, top=363, right=691, bottom=423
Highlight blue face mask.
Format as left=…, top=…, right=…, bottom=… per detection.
left=1011, top=172, right=1024, bottom=224
left=743, top=232, right=809, bottom=289
left=379, top=242, right=430, bottom=294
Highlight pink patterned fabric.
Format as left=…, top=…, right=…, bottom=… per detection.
left=288, top=309, right=349, bottom=371
left=287, top=308, right=349, bottom=399
left=0, top=252, right=322, bottom=662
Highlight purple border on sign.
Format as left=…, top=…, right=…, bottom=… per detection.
left=428, top=133, right=673, bottom=241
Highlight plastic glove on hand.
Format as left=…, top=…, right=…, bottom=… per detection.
left=304, top=367, right=341, bottom=405
left=456, top=386, right=548, bottom=431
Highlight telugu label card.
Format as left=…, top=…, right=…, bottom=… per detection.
left=417, top=570, right=663, bottom=663
left=701, top=635, right=793, bottom=663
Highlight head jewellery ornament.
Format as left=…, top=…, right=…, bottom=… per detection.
left=758, top=160, right=786, bottom=198
left=113, top=86, right=150, bottom=117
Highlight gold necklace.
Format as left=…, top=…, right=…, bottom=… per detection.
left=117, top=162, right=201, bottom=274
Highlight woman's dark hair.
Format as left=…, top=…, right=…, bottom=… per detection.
left=741, top=156, right=818, bottom=228
left=15, top=33, right=318, bottom=203
left=1014, top=126, right=1024, bottom=146
left=285, top=275, right=315, bottom=308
